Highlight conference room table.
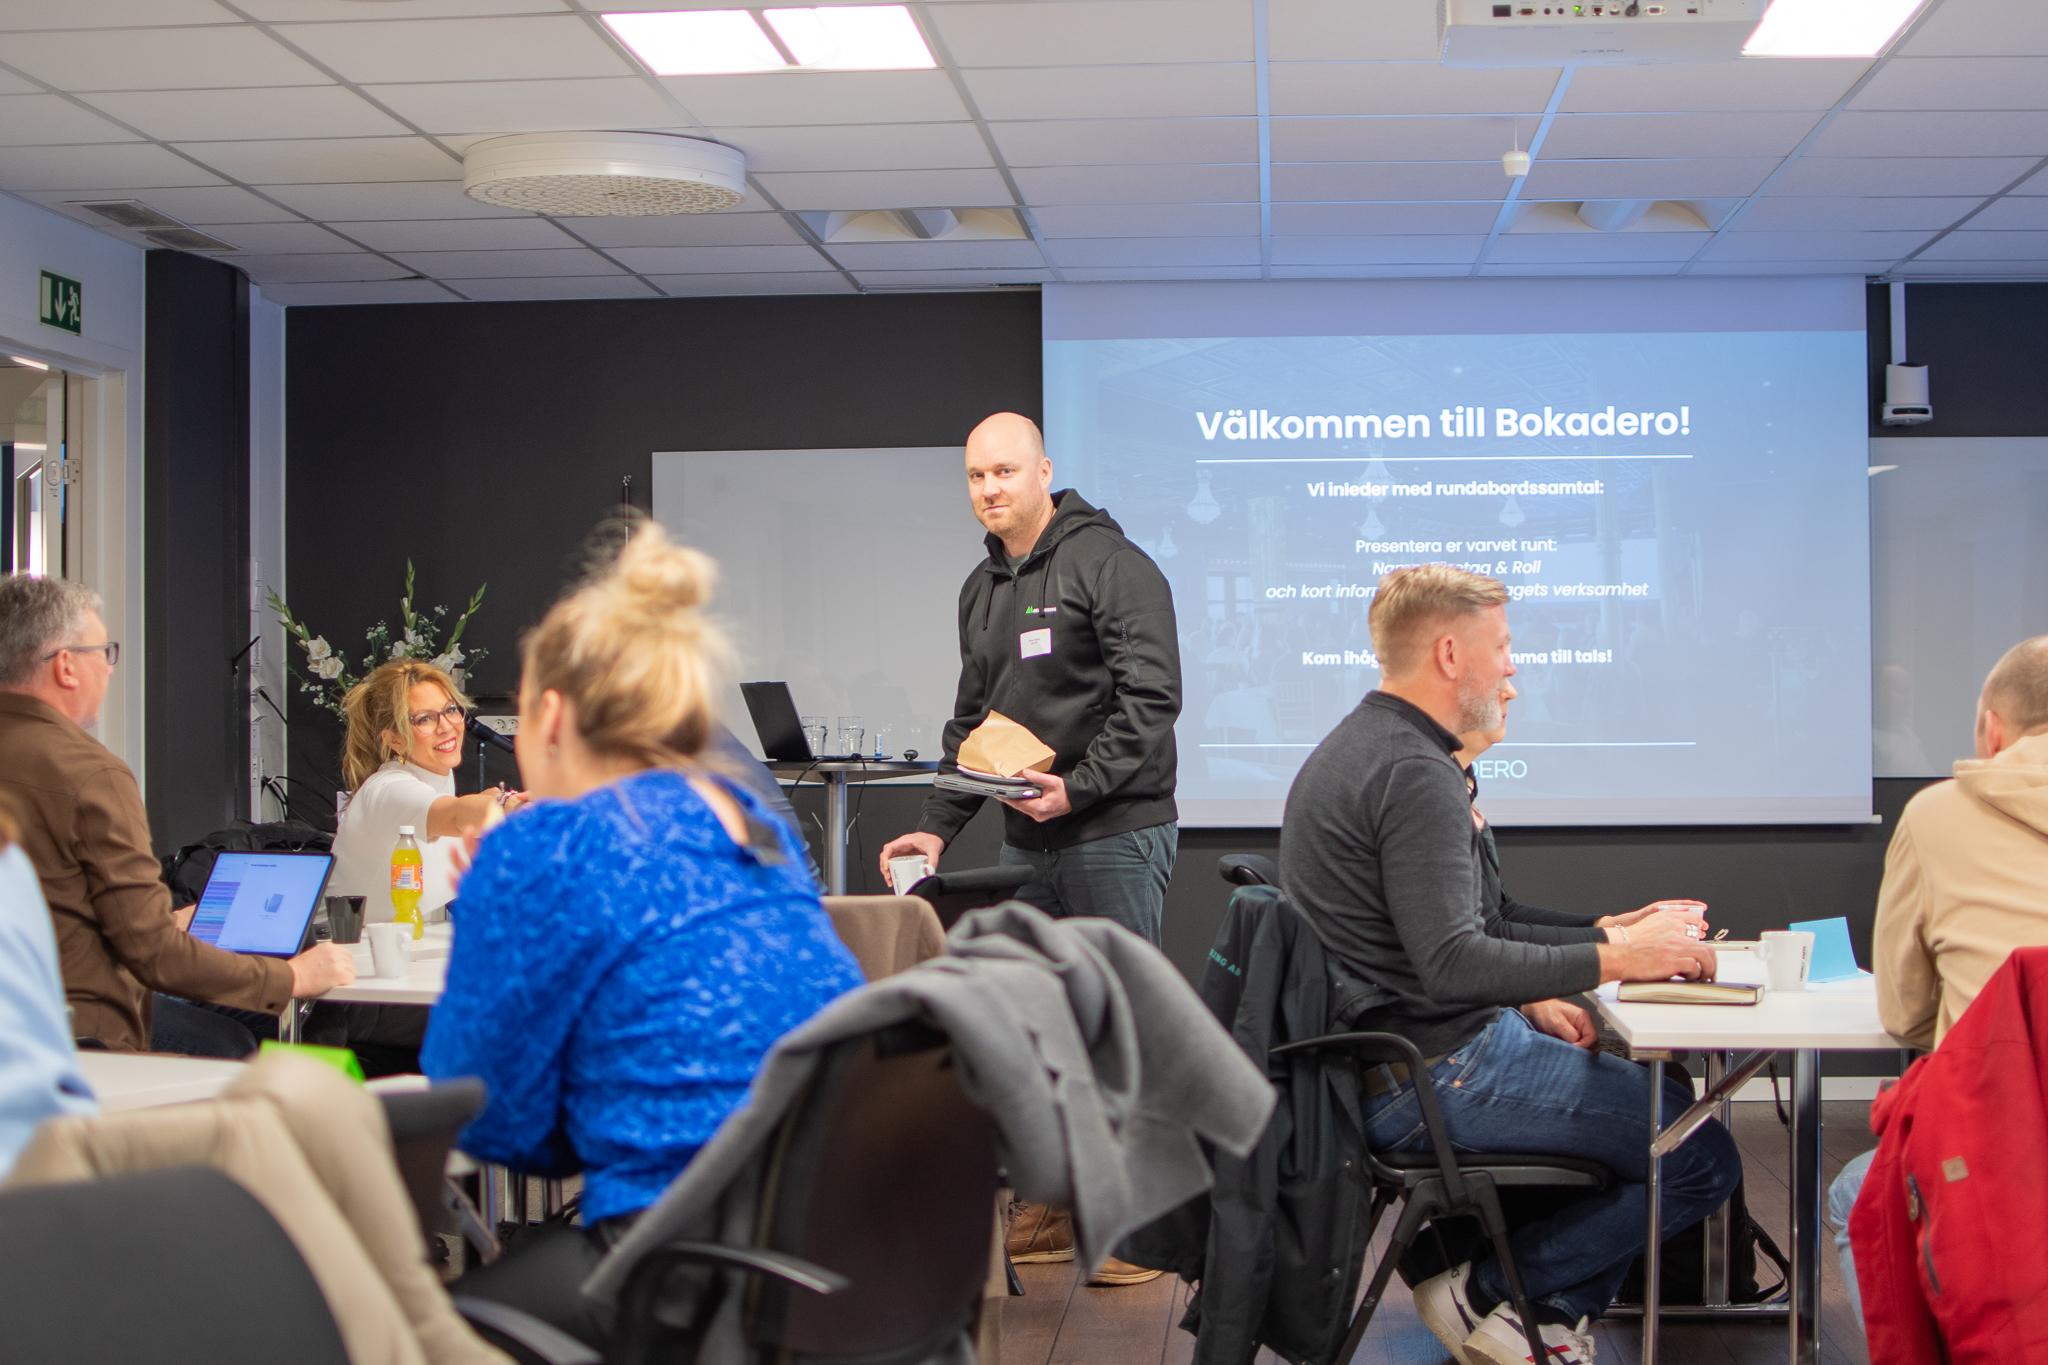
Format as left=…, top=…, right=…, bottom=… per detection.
left=78, top=1051, right=245, bottom=1111
left=767, top=757, right=937, bottom=895
left=1592, top=964, right=1901, bottom=1365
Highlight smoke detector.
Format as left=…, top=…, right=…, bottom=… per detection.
left=462, top=132, right=747, bottom=216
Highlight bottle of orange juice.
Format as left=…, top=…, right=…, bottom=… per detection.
left=390, top=825, right=424, bottom=941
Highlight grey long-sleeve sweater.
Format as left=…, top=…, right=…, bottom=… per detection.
left=1279, top=692, right=1602, bottom=1057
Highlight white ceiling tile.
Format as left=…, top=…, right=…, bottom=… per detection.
left=0, top=27, right=331, bottom=91
left=0, top=95, right=138, bottom=146
left=258, top=279, right=461, bottom=306
left=1271, top=116, right=1524, bottom=163
left=221, top=253, right=408, bottom=283
left=1699, top=231, right=1933, bottom=262
left=1506, top=200, right=1739, bottom=233
left=1058, top=265, right=1262, bottom=280
left=1899, top=3, right=2048, bottom=57
left=2015, top=165, right=2048, bottom=195
left=1032, top=202, right=1258, bottom=237
left=1487, top=233, right=1708, bottom=263
left=932, top=0, right=1251, bottom=66
left=605, top=243, right=832, bottom=273
left=203, top=221, right=359, bottom=253
left=1270, top=161, right=1508, bottom=201
left=1914, top=230, right=2048, bottom=260
left=0, top=143, right=221, bottom=190
left=1541, top=112, right=1822, bottom=161
left=257, top=180, right=522, bottom=219
left=1268, top=0, right=1441, bottom=61
left=824, top=240, right=1045, bottom=269
left=1271, top=235, right=1484, bottom=265
left=711, top=122, right=991, bottom=172
left=1963, top=197, right=2048, bottom=229
left=853, top=270, right=1051, bottom=288
left=1043, top=236, right=1259, bottom=267
left=1687, top=261, right=1900, bottom=276
left=1851, top=56, right=2048, bottom=111
left=1890, top=260, right=2048, bottom=277
left=274, top=16, right=632, bottom=83
left=1270, top=64, right=1558, bottom=117
left=367, top=78, right=678, bottom=135
left=1769, top=156, right=2039, bottom=197
left=662, top=71, right=968, bottom=126
left=454, top=275, right=662, bottom=301
left=752, top=167, right=1011, bottom=210
left=1562, top=60, right=1867, bottom=113
left=989, top=117, right=1256, bottom=167
left=0, top=1, right=236, bottom=31
left=240, top=0, right=568, bottom=17
left=1519, top=158, right=1779, bottom=199
left=961, top=65, right=1253, bottom=120
left=1271, top=264, right=1467, bottom=277
left=1731, top=196, right=1983, bottom=231
left=84, top=87, right=409, bottom=143
left=1479, top=263, right=1682, bottom=276
left=1812, top=111, right=2048, bottom=158
left=25, top=184, right=301, bottom=223
left=337, top=218, right=581, bottom=252
left=176, top=138, right=459, bottom=184
left=0, top=72, right=37, bottom=96
left=569, top=212, right=804, bottom=247
left=648, top=272, right=855, bottom=295
left=1271, top=201, right=1500, bottom=234
left=389, top=247, right=626, bottom=278
left=1012, top=163, right=1256, bottom=204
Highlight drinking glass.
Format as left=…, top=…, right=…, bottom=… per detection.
left=800, top=714, right=829, bottom=755
left=838, top=715, right=865, bottom=758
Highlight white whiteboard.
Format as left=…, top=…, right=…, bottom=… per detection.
left=653, top=448, right=972, bottom=763
left=1870, top=436, right=2048, bottom=777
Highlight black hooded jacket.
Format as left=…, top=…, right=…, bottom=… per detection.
left=916, top=489, right=1181, bottom=852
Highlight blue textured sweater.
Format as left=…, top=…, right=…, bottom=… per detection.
left=421, top=768, right=863, bottom=1224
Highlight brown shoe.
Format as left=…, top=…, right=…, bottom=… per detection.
left=1004, top=1201, right=1076, bottom=1264
left=1087, top=1256, right=1164, bottom=1287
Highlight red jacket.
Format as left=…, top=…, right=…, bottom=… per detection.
left=1851, top=946, right=2048, bottom=1363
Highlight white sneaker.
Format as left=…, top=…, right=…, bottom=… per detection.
left=1461, top=1303, right=1596, bottom=1365
left=1412, top=1261, right=1483, bottom=1363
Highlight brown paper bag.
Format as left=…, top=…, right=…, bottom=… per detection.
left=958, top=710, right=1056, bottom=778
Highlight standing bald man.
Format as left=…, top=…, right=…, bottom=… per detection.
left=881, top=412, right=1183, bottom=950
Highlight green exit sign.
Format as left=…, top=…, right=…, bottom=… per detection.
left=39, top=270, right=81, bottom=334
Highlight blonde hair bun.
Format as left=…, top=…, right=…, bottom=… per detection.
left=600, top=524, right=716, bottom=619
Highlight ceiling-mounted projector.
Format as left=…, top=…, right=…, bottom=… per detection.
left=462, top=132, right=747, bottom=216
left=1440, top=0, right=1768, bottom=66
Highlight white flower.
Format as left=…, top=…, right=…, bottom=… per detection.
left=391, top=642, right=409, bottom=660
left=430, top=651, right=462, bottom=673
left=304, top=636, right=332, bottom=663
left=313, top=656, right=343, bottom=680
left=404, top=628, right=426, bottom=647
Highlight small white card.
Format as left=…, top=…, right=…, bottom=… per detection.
left=1019, top=627, right=1052, bottom=659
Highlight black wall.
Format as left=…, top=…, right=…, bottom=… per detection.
left=1867, top=282, right=2048, bottom=438
left=144, top=251, right=250, bottom=851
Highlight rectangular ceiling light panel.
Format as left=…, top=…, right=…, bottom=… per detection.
left=604, top=6, right=931, bottom=76
left=1743, top=0, right=1930, bottom=58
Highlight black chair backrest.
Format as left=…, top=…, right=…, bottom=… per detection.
left=749, top=1020, right=998, bottom=1364
left=1217, top=852, right=1278, bottom=887
left=380, top=1076, right=487, bottom=1239
left=0, top=1165, right=351, bottom=1365
left=905, top=865, right=1034, bottom=929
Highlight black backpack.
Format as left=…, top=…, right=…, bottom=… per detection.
left=162, top=820, right=333, bottom=908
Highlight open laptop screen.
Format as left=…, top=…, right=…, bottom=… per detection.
left=187, top=851, right=334, bottom=957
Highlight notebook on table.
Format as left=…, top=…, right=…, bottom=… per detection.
left=1616, top=981, right=1764, bottom=1006
left=186, top=851, right=333, bottom=957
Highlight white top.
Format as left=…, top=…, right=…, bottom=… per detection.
left=1593, top=952, right=1900, bottom=1052
left=329, top=760, right=460, bottom=920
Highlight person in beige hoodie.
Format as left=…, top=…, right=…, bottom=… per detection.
left=1831, top=633, right=2048, bottom=1332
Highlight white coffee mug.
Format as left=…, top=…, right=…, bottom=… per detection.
left=366, top=922, right=411, bottom=979
left=1756, top=930, right=1814, bottom=993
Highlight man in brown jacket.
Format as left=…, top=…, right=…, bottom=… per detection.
left=0, top=575, right=353, bottom=1053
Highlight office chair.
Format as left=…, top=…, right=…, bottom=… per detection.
left=606, top=1019, right=1000, bottom=1365
left=1217, top=851, right=1278, bottom=887
left=903, top=864, right=1034, bottom=929
left=379, top=1076, right=500, bottom=1260
left=1272, top=1029, right=1612, bottom=1365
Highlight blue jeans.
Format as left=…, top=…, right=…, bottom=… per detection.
left=1827, top=1149, right=1873, bottom=1332
left=998, top=822, right=1176, bottom=948
left=1363, top=1007, right=1743, bottom=1324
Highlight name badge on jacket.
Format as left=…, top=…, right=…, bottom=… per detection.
left=1019, top=628, right=1052, bottom=659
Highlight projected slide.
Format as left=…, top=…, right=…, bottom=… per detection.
left=1044, top=279, right=1872, bottom=827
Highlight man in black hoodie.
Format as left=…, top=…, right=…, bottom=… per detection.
left=879, top=412, right=1183, bottom=947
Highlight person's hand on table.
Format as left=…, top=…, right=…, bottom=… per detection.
left=1601, top=940, right=1718, bottom=985
left=288, top=942, right=357, bottom=998
left=877, top=831, right=946, bottom=882
left=1599, top=899, right=1709, bottom=943
left=1521, top=998, right=1598, bottom=1050
left=998, top=769, right=1072, bottom=823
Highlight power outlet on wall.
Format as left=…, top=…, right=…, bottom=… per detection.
left=476, top=715, right=520, bottom=736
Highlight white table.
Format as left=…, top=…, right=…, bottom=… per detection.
left=281, top=924, right=451, bottom=1040
left=78, top=1052, right=244, bottom=1111
left=1593, top=967, right=1899, bottom=1365
left=768, top=758, right=937, bottom=894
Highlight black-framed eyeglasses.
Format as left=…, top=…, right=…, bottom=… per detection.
left=41, top=641, right=119, bottom=667
left=409, top=702, right=466, bottom=732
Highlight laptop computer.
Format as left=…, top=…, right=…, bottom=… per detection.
left=186, top=850, right=334, bottom=958
left=741, top=680, right=852, bottom=761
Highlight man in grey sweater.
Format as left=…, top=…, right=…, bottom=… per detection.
left=1279, top=564, right=1742, bottom=1365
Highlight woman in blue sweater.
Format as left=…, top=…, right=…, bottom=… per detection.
left=427, top=522, right=862, bottom=1343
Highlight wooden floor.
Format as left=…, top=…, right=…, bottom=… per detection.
left=997, top=1100, right=1874, bottom=1365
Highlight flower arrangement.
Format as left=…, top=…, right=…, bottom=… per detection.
left=266, top=562, right=489, bottom=719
